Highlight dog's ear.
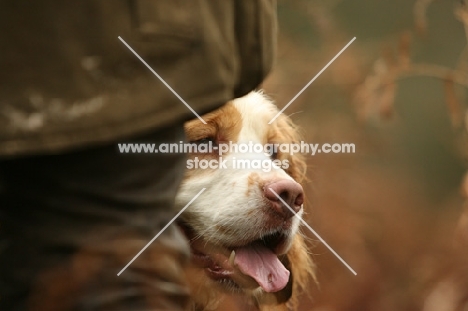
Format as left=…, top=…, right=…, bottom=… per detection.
left=287, top=234, right=316, bottom=308
left=256, top=235, right=315, bottom=309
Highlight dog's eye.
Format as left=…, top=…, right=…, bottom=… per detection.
left=270, top=150, right=278, bottom=160
left=190, top=137, right=214, bottom=145
left=190, top=137, right=216, bottom=146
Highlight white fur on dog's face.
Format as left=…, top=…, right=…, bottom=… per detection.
left=176, top=92, right=302, bottom=250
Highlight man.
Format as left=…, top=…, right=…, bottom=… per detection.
left=0, top=1, right=277, bottom=310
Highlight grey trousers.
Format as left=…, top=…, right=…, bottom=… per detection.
left=0, top=124, right=190, bottom=311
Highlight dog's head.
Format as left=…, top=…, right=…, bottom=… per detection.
left=176, top=91, right=315, bottom=310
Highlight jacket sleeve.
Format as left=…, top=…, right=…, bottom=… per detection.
left=0, top=0, right=277, bottom=156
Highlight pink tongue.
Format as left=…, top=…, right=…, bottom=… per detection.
left=234, top=243, right=290, bottom=293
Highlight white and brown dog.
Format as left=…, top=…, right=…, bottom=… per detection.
left=177, top=91, right=315, bottom=311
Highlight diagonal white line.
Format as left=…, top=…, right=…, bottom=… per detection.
left=118, top=36, right=207, bottom=124
left=117, top=188, right=206, bottom=276
left=268, top=37, right=356, bottom=124
left=268, top=188, right=357, bottom=275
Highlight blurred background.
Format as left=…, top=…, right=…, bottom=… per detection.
left=2, top=1, right=466, bottom=310
left=261, top=0, right=468, bottom=310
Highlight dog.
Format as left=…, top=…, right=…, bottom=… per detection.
left=176, top=91, right=315, bottom=311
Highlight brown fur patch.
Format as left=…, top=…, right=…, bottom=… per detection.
left=184, top=101, right=243, bottom=145
left=246, top=172, right=262, bottom=197
left=183, top=99, right=315, bottom=311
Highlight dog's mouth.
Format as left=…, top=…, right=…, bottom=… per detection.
left=178, top=223, right=292, bottom=293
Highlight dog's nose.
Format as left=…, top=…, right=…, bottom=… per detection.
left=264, top=180, right=304, bottom=219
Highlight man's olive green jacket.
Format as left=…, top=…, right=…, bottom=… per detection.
left=0, top=0, right=276, bottom=156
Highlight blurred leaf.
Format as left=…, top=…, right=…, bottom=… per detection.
left=443, top=75, right=463, bottom=128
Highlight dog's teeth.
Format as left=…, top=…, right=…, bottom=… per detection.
left=229, top=250, right=236, bottom=266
